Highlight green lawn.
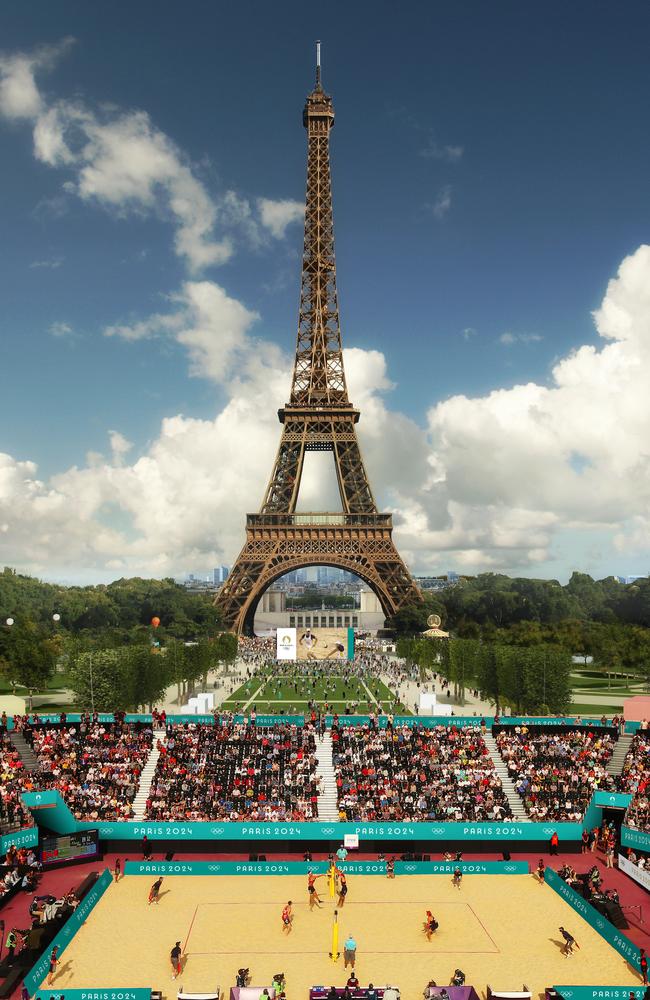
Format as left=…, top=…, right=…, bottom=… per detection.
left=220, top=671, right=405, bottom=716
left=569, top=702, right=625, bottom=715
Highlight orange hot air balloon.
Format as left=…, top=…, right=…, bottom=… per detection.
left=151, top=616, right=161, bottom=628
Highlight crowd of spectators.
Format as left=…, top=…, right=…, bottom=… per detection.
left=495, top=727, right=616, bottom=821
left=145, top=721, right=320, bottom=821
left=332, top=722, right=512, bottom=822
left=618, top=730, right=650, bottom=832
left=25, top=720, right=153, bottom=821
left=0, top=734, right=36, bottom=832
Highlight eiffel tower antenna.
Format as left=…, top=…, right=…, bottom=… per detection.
left=215, top=56, right=422, bottom=634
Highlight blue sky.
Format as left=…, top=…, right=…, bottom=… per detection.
left=1, top=1, right=650, bottom=584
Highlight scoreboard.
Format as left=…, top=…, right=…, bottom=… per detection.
left=40, top=829, right=100, bottom=866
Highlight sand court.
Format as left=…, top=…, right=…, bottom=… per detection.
left=42, top=873, right=642, bottom=996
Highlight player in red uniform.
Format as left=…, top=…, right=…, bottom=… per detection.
left=424, top=910, right=439, bottom=940
left=307, top=870, right=324, bottom=909
left=282, top=900, right=293, bottom=934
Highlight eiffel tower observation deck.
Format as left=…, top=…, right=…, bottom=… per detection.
left=215, top=45, right=422, bottom=634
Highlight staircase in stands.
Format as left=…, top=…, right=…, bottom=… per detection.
left=606, top=731, right=634, bottom=777
left=314, top=731, right=339, bottom=821
left=482, top=730, right=531, bottom=822
left=131, top=728, right=167, bottom=821
left=9, top=731, right=41, bottom=773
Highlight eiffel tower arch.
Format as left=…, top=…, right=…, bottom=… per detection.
left=215, top=49, right=422, bottom=635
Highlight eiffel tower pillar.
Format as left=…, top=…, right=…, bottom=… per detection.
left=215, top=49, right=422, bottom=634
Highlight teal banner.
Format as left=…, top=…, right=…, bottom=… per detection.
left=326, top=715, right=611, bottom=730
left=555, top=990, right=645, bottom=1000
left=84, top=817, right=581, bottom=841
left=248, top=715, right=305, bottom=726
left=620, top=825, right=650, bottom=852
left=124, top=860, right=332, bottom=875
left=24, top=868, right=113, bottom=993
left=0, top=826, right=39, bottom=853
left=592, top=791, right=633, bottom=810
left=123, top=859, right=527, bottom=876
left=5, top=711, right=616, bottom=731
left=394, top=860, right=529, bottom=874
left=19, top=790, right=582, bottom=841
left=545, top=868, right=640, bottom=972
left=36, top=992, right=151, bottom=1000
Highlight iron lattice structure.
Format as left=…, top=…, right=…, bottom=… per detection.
left=215, top=61, right=422, bottom=634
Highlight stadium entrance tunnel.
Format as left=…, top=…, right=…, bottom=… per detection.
left=247, top=564, right=388, bottom=639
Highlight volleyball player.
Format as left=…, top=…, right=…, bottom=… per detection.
left=424, top=910, right=438, bottom=940
left=170, top=940, right=182, bottom=979
left=559, top=926, right=579, bottom=956
left=46, top=945, right=59, bottom=985
left=149, top=876, right=163, bottom=904
left=452, top=867, right=462, bottom=889
left=281, top=900, right=293, bottom=933
left=307, top=870, right=324, bottom=909
left=535, top=858, right=546, bottom=885
left=337, top=872, right=348, bottom=907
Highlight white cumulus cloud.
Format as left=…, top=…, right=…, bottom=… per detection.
left=257, top=198, right=304, bottom=239
left=4, top=247, right=650, bottom=581
left=0, top=41, right=304, bottom=273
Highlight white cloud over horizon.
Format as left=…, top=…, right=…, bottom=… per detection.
left=0, top=40, right=303, bottom=272
left=1, top=246, right=650, bottom=584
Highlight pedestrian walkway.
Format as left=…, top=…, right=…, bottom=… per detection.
left=482, top=730, right=530, bottom=822
left=314, top=732, right=339, bottom=821
left=131, top=728, right=166, bottom=820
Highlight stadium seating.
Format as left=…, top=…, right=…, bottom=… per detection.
left=331, top=723, right=513, bottom=822
left=25, top=721, right=153, bottom=820
left=0, top=733, right=35, bottom=832
left=618, top=730, right=650, bottom=832
left=495, top=728, right=616, bottom=821
left=145, top=722, right=320, bottom=821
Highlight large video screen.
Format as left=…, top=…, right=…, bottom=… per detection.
left=40, top=829, right=99, bottom=866
left=277, top=626, right=354, bottom=661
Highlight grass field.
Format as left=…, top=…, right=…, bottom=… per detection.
left=220, top=672, right=404, bottom=715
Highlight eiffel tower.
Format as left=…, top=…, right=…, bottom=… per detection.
left=215, top=47, right=422, bottom=634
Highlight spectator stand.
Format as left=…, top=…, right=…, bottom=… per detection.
left=2, top=715, right=646, bottom=853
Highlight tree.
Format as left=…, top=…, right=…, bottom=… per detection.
left=0, top=621, right=57, bottom=709
left=69, top=649, right=135, bottom=712
left=387, top=594, right=445, bottom=636
left=440, top=638, right=480, bottom=704
left=519, top=645, right=572, bottom=715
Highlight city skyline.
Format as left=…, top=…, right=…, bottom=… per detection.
left=1, top=2, right=650, bottom=585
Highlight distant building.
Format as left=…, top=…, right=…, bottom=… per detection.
left=213, top=565, right=230, bottom=585
left=414, top=574, right=463, bottom=591
left=253, top=585, right=384, bottom=634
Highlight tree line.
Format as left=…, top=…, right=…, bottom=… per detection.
left=0, top=568, right=233, bottom=708
left=68, top=634, right=237, bottom=712
left=397, top=636, right=572, bottom=716
left=389, top=572, right=650, bottom=684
